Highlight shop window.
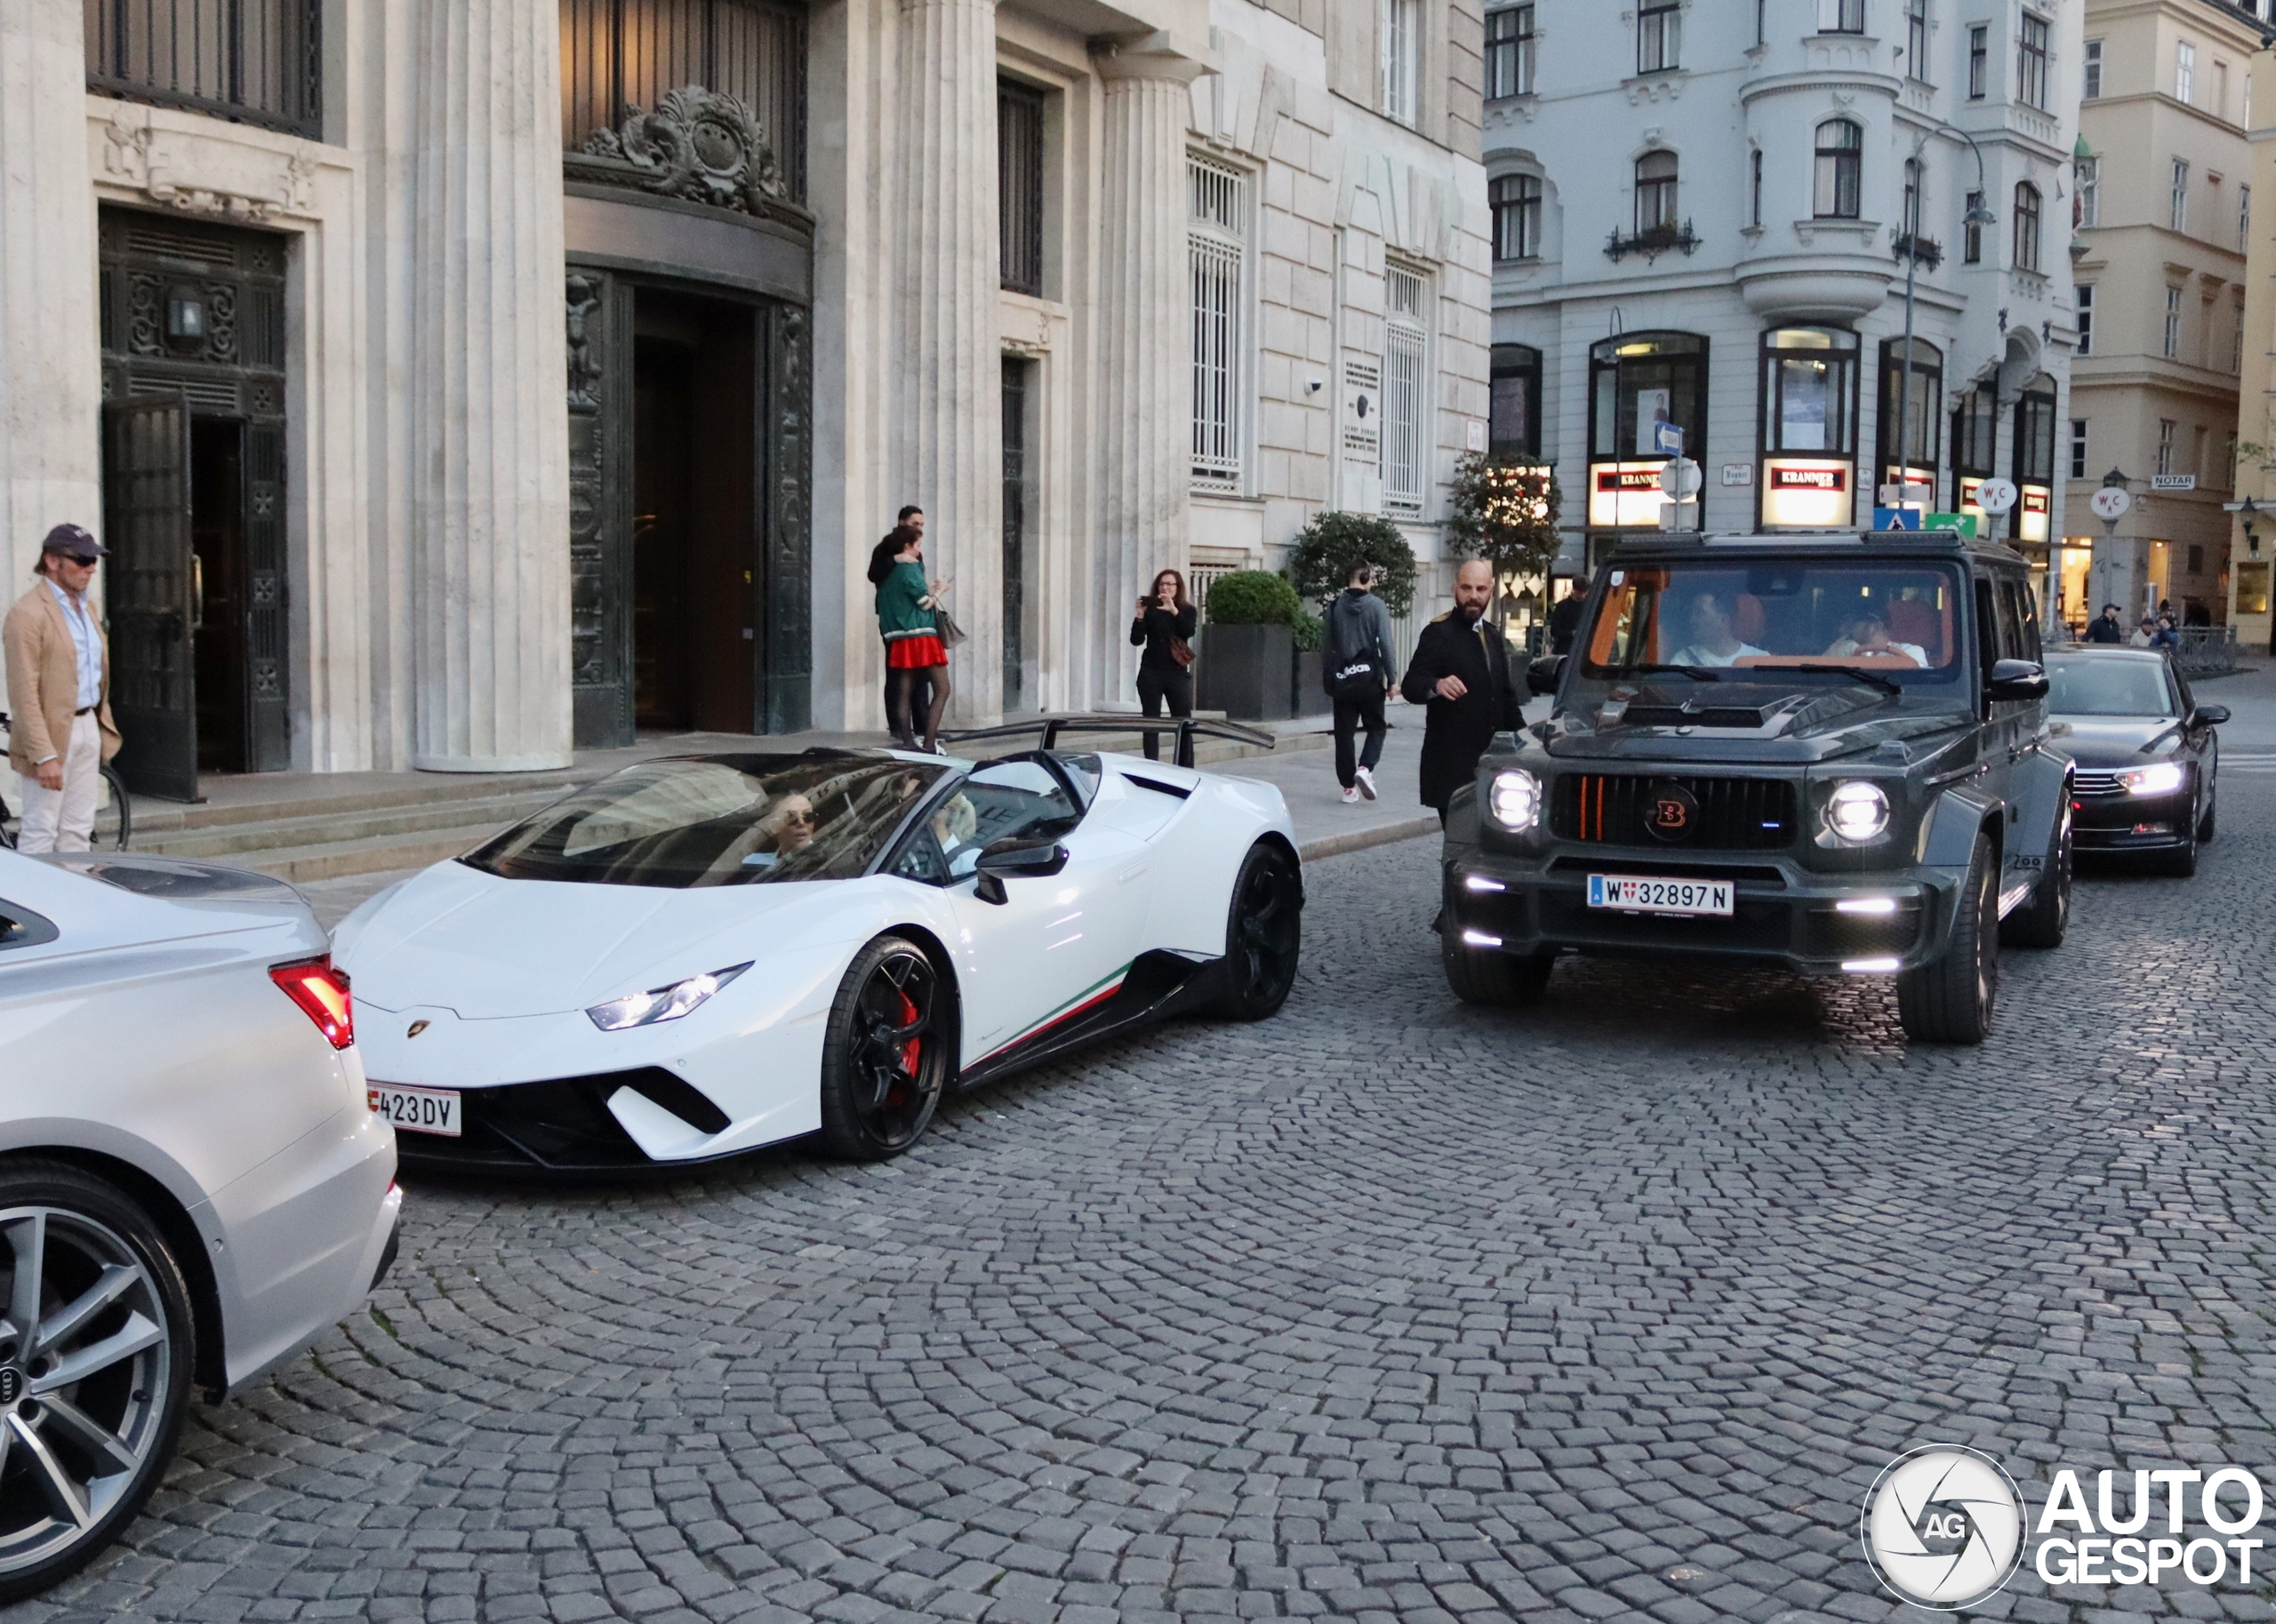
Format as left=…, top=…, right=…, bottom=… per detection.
left=1588, top=332, right=1707, bottom=527
left=1490, top=343, right=1543, bottom=460
left=1877, top=337, right=1943, bottom=486
left=1760, top=328, right=1858, bottom=526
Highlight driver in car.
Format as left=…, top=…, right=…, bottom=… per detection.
left=1666, top=591, right=1768, bottom=668
left=733, top=791, right=820, bottom=869
left=1823, top=612, right=1926, bottom=668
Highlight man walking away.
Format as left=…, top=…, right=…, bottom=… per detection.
left=2082, top=603, right=2124, bottom=644
left=4, top=524, right=121, bottom=852
left=1323, top=562, right=1395, bottom=804
left=1400, top=558, right=1521, bottom=828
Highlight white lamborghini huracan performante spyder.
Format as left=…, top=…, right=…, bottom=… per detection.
left=333, top=720, right=1302, bottom=1171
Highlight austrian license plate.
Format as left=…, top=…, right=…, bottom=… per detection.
left=1586, top=874, right=1735, bottom=917
left=369, top=1084, right=461, bottom=1137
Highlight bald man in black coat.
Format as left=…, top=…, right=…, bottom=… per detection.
left=1399, top=558, right=1525, bottom=822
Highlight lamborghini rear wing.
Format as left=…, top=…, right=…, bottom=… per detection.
left=942, top=713, right=1277, bottom=769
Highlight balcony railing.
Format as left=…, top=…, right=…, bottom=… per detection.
left=1605, top=220, right=1700, bottom=263
left=1892, top=232, right=1943, bottom=269
left=84, top=0, right=321, bottom=139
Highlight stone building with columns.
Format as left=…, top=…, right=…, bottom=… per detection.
left=0, top=0, right=1488, bottom=796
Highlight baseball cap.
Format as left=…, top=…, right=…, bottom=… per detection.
left=40, top=524, right=106, bottom=563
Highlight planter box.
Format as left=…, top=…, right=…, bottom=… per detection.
left=1291, top=642, right=1331, bottom=717
left=1197, top=622, right=1294, bottom=721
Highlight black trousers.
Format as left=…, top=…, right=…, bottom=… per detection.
left=1135, top=664, right=1193, bottom=761
left=1333, top=690, right=1387, bottom=788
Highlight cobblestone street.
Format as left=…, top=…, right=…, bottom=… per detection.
left=18, top=692, right=2276, bottom=1624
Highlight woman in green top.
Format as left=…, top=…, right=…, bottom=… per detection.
left=876, top=525, right=951, bottom=751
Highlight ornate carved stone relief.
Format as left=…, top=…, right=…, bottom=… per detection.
left=100, top=108, right=321, bottom=221
left=569, top=86, right=807, bottom=228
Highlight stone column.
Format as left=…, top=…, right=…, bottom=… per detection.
left=893, top=0, right=1001, bottom=722
left=407, top=0, right=573, bottom=770
left=0, top=0, right=101, bottom=582
left=1093, top=36, right=1208, bottom=707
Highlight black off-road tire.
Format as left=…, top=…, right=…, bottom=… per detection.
left=816, top=936, right=952, bottom=1162
left=1897, top=834, right=1998, bottom=1044
left=1442, top=937, right=1555, bottom=1006
left=1214, top=842, right=1303, bottom=1020
left=0, top=1160, right=196, bottom=1604
left=2001, top=799, right=2071, bottom=949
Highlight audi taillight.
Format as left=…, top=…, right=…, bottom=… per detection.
left=270, top=956, right=354, bottom=1050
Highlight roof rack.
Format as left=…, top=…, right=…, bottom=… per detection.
left=941, top=713, right=1276, bottom=769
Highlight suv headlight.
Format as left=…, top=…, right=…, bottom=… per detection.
left=1823, top=780, right=1892, bottom=844
left=1490, top=769, right=1542, bottom=832
left=587, top=963, right=752, bottom=1031
left=2120, top=762, right=2186, bottom=796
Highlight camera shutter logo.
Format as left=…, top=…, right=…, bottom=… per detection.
left=1861, top=1445, right=2026, bottom=1610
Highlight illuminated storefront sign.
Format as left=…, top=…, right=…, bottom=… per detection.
left=2016, top=484, right=2051, bottom=544
left=1760, top=459, right=1854, bottom=528
left=1588, top=462, right=1671, bottom=528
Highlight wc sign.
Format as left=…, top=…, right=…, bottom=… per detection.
left=1862, top=1445, right=2266, bottom=1610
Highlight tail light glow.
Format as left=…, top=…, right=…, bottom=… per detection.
left=271, top=956, right=355, bottom=1050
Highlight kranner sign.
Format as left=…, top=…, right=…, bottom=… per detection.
left=1770, top=466, right=1847, bottom=491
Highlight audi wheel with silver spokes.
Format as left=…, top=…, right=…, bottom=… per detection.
left=0, top=1166, right=194, bottom=1603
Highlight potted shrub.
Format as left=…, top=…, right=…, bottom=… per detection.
left=1198, top=571, right=1299, bottom=721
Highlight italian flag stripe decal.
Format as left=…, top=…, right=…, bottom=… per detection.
left=977, top=963, right=1134, bottom=1061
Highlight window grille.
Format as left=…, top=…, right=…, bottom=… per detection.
left=1383, top=265, right=1429, bottom=516
left=998, top=80, right=1045, bottom=296
left=1190, top=156, right=1247, bottom=492
left=560, top=0, right=807, bottom=199
left=85, top=0, right=321, bottom=138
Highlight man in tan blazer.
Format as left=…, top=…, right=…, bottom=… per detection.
left=4, top=524, right=122, bottom=852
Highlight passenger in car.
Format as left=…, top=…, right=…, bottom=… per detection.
left=1823, top=612, right=1927, bottom=668
left=1666, top=591, right=1768, bottom=667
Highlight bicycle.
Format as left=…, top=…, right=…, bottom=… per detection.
left=0, top=710, right=132, bottom=852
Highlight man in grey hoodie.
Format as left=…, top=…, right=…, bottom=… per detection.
left=1323, top=562, right=1397, bottom=803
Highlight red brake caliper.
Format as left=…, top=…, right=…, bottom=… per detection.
left=896, top=989, right=921, bottom=1074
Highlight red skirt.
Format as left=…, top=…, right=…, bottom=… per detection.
left=886, top=635, right=948, bottom=669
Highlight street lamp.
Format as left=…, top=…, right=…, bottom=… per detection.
left=1894, top=126, right=1998, bottom=520
left=2224, top=492, right=2262, bottom=557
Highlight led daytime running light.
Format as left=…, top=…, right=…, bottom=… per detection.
left=587, top=963, right=753, bottom=1032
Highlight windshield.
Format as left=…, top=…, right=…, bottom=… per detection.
left=463, top=754, right=953, bottom=888
left=1581, top=558, right=1967, bottom=685
left=2047, top=655, right=2177, bottom=717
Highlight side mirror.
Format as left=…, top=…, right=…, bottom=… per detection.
left=1983, top=659, right=2048, bottom=703
left=972, top=838, right=1069, bottom=905
left=1527, top=654, right=1566, bottom=696
left=2194, top=704, right=2232, bottom=727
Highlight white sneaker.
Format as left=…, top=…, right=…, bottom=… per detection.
left=1342, top=786, right=1362, bottom=804
left=1355, top=766, right=1378, bottom=801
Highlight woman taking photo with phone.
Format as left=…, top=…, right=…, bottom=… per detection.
left=1129, top=569, right=1197, bottom=762
left=877, top=525, right=951, bottom=752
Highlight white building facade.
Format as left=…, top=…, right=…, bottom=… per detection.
left=1485, top=0, right=2081, bottom=611
left=0, top=0, right=1489, bottom=800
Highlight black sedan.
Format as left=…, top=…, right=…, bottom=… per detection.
left=2046, top=646, right=2227, bottom=876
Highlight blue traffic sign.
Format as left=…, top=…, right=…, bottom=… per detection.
left=1654, top=421, right=1685, bottom=456
left=1871, top=507, right=1922, bottom=531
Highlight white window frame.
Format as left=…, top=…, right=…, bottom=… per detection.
left=1188, top=155, right=1249, bottom=495
left=1639, top=0, right=1681, bottom=73
left=2157, top=419, right=2176, bottom=477
left=2070, top=419, right=2088, bottom=480
left=2177, top=41, right=2196, bottom=105
left=1382, top=262, right=1431, bottom=517
left=2171, top=159, right=2191, bottom=232
left=2076, top=284, right=2094, bottom=354
left=1381, top=0, right=1419, bottom=125
left=2164, top=286, right=2183, bottom=356
left=1820, top=0, right=1866, bottom=33
left=2083, top=38, right=2103, bottom=100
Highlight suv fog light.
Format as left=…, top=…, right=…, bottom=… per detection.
left=1824, top=780, right=1891, bottom=844
left=1461, top=929, right=1503, bottom=948
left=1841, top=956, right=1902, bottom=973
left=1489, top=770, right=1542, bottom=831
left=1835, top=897, right=1897, bottom=916
left=2120, top=763, right=2185, bottom=796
